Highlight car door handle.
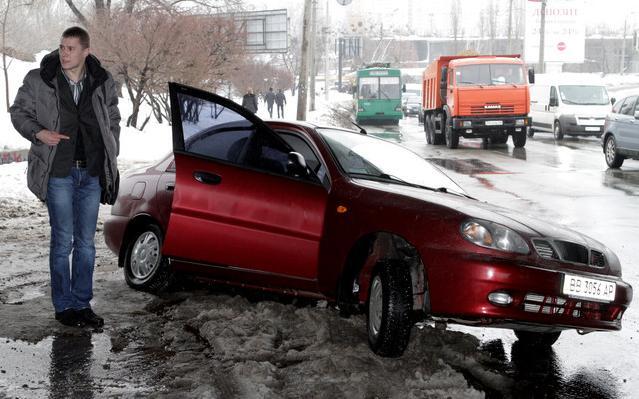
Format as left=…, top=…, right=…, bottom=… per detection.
left=193, top=171, right=222, bottom=185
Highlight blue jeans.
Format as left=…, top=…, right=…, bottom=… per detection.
left=46, top=167, right=101, bottom=313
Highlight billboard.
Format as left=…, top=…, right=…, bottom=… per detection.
left=234, top=9, right=288, bottom=53
left=524, top=0, right=585, bottom=63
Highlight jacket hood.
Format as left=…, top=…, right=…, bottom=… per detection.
left=40, top=49, right=108, bottom=89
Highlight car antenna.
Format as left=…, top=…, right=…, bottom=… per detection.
left=351, top=119, right=367, bottom=135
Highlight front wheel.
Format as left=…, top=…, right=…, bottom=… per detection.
left=553, top=121, right=564, bottom=140
left=605, top=135, right=625, bottom=168
left=512, top=130, right=527, bottom=148
left=444, top=119, right=459, bottom=149
left=123, top=224, right=173, bottom=293
left=367, top=260, right=413, bottom=357
left=514, top=330, right=561, bottom=347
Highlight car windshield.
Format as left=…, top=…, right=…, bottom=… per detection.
left=318, top=128, right=464, bottom=195
left=558, top=85, right=610, bottom=105
left=456, top=63, right=525, bottom=86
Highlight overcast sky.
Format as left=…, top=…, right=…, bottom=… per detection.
left=245, top=0, right=639, bottom=37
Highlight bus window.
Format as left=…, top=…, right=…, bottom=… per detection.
left=359, top=77, right=379, bottom=99
left=380, top=77, right=401, bottom=99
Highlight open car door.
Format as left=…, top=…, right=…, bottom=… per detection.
left=164, top=83, right=328, bottom=290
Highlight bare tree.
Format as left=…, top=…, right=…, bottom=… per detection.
left=450, top=0, right=462, bottom=54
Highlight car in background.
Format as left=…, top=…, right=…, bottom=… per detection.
left=602, top=94, right=639, bottom=168
left=402, top=96, right=422, bottom=118
left=104, top=83, right=633, bottom=357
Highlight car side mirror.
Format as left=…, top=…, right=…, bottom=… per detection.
left=287, top=152, right=308, bottom=177
left=611, top=97, right=616, bottom=105
left=528, top=67, right=535, bottom=84
left=549, top=97, right=558, bottom=107
left=402, top=83, right=406, bottom=93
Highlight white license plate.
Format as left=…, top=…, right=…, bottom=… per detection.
left=485, top=120, right=503, bottom=126
left=561, top=274, right=616, bottom=302
left=585, top=126, right=601, bottom=132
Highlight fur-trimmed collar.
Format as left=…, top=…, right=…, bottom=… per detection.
left=40, top=49, right=108, bottom=89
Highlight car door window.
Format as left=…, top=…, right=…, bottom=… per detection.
left=243, top=129, right=292, bottom=176
left=550, top=86, right=558, bottom=105
left=279, top=132, right=329, bottom=186
left=612, top=98, right=623, bottom=113
left=178, top=92, right=254, bottom=164
left=620, top=96, right=637, bottom=116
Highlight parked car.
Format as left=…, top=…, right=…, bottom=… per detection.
left=104, top=83, right=633, bottom=357
left=602, top=94, right=639, bottom=168
left=529, top=73, right=613, bottom=139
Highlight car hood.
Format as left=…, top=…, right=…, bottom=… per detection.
left=355, top=179, right=607, bottom=249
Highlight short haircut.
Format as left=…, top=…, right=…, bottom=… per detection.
left=62, top=26, right=90, bottom=49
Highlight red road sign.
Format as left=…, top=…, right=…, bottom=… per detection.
left=557, top=42, right=567, bottom=51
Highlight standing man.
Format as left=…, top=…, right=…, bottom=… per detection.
left=10, top=26, right=120, bottom=328
left=241, top=88, right=258, bottom=113
left=275, top=88, right=287, bottom=118
left=264, top=87, right=275, bottom=118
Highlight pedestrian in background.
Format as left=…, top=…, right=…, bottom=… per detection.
left=264, top=87, right=275, bottom=118
left=242, top=88, right=258, bottom=113
left=275, top=89, right=287, bottom=118
left=10, top=26, right=121, bottom=328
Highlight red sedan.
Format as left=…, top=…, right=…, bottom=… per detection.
left=104, top=83, right=633, bottom=357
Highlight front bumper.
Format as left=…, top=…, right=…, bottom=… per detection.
left=427, top=254, right=632, bottom=332
left=451, top=116, right=531, bottom=138
left=559, top=115, right=604, bottom=136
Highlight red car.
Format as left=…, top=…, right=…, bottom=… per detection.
left=104, top=83, right=633, bottom=357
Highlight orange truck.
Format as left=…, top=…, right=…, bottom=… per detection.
left=421, top=55, right=533, bottom=149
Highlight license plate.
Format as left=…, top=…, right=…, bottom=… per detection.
left=585, top=126, right=601, bottom=132
left=485, top=120, right=503, bottom=126
left=561, top=274, right=616, bottom=302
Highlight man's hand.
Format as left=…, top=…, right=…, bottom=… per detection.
left=35, top=130, right=70, bottom=146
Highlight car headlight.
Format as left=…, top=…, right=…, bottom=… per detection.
left=515, top=119, right=525, bottom=126
left=461, top=219, right=529, bottom=254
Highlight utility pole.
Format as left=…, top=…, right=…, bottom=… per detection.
left=621, top=17, right=627, bottom=75
left=309, top=0, right=317, bottom=111
left=324, top=0, right=329, bottom=101
left=538, top=0, right=547, bottom=73
left=297, top=0, right=312, bottom=121
left=507, top=0, right=513, bottom=54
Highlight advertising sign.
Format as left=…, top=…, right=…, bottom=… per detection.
left=524, top=0, right=585, bottom=63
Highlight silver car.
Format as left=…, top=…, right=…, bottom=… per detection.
left=602, top=95, right=639, bottom=168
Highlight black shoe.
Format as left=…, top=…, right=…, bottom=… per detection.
left=77, top=308, right=104, bottom=327
left=55, top=309, right=85, bottom=327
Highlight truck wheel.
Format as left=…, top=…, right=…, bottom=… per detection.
left=553, top=121, right=564, bottom=140
left=527, top=127, right=535, bottom=138
left=367, top=260, right=413, bottom=357
left=425, top=115, right=433, bottom=144
left=445, top=119, right=459, bottom=149
left=512, top=130, right=527, bottom=148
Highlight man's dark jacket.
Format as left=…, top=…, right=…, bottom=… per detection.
left=10, top=50, right=121, bottom=204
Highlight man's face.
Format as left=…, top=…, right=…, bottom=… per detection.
left=59, top=36, right=89, bottom=71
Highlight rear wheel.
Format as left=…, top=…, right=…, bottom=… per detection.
left=425, top=114, right=433, bottom=144
left=444, top=118, right=459, bottom=149
left=527, top=127, right=535, bottom=138
left=514, top=330, right=561, bottom=347
left=605, top=135, right=625, bottom=168
left=553, top=121, right=564, bottom=140
left=123, top=224, right=173, bottom=293
left=367, top=260, right=413, bottom=357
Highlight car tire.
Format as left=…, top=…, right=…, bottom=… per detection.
left=553, top=121, right=564, bottom=140
left=445, top=118, right=459, bottom=149
left=367, top=260, right=413, bottom=358
left=605, top=135, right=625, bottom=168
left=527, top=127, right=535, bottom=138
left=512, top=130, right=527, bottom=148
left=514, top=330, right=561, bottom=347
left=123, top=224, right=173, bottom=293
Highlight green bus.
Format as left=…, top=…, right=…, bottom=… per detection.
left=354, top=65, right=403, bottom=124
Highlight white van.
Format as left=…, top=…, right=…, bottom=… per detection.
left=529, top=74, right=614, bottom=139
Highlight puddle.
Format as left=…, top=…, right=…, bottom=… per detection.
left=427, top=158, right=511, bottom=176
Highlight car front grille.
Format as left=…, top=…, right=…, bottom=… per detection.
left=523, top=293, right=607, bottom=320
left=532, top=239, right=606, bottom=268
